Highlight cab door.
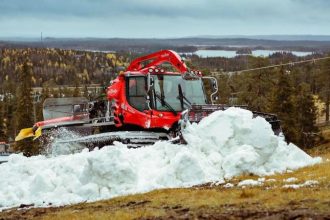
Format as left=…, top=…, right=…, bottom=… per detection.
left=124, top=76, right=153, bottom=128
left=127, top=76, right=148, bottom=112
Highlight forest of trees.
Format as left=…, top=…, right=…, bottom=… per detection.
left=0, top=48, right=130, bottom=154
left=0, top=48, right=329, bottom=155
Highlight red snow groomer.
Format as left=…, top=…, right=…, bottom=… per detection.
left=16, top=50, right=281, bottom=147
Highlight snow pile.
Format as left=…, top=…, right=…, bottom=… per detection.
left=0, top=108, right=322, bottom=210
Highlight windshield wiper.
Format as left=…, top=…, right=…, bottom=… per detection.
left=178, top=84, right=192, bottom=110
left=155, top=92, right=177, bottom=115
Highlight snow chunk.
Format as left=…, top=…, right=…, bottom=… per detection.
left=283, top=180, right=319, bottom=189
left=223, top=183, right=234, bottom=188
left=258, top=177, right=265, bottom=182
left=304, top=180, right=319, bottom=186
left=237, top=179, right=263, bottom=187
left=284, top=177, right=298, bottom=183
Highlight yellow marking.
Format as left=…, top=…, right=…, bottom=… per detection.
left=15, top=128, right=35, bottom=141
left=33, top=127, right=42, bottom=140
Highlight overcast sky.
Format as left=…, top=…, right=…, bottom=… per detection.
left=0, top=0, right=329, bottom=38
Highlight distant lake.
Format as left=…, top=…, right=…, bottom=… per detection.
left=190, top=50, right=313, bottom=58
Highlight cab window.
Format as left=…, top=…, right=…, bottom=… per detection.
left=127, top=77, right=147, bottom=111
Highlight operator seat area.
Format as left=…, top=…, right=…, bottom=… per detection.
left=127, top=76, right=148, bottom=112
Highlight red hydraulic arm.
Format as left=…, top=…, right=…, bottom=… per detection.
left=127, top=50, right=188, bottom=73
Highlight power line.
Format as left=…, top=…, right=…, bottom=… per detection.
left=218, top=56, right=330, bottom=75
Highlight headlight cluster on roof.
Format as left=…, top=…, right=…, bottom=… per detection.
left=148, top=68, right=165, bottom=73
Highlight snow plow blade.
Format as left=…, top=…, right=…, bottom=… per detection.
left=15, top=128, right=35, bottom=141
left=33, top=127, right=42, bottom=140
left=15, top=127, right=42, bottom=141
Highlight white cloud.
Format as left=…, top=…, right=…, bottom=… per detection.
left=0, top=0, right=329, bottom=37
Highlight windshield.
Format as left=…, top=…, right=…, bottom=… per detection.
left=153, top=75, right=206, bottom=111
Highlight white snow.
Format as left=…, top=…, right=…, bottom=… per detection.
left=0, top=108, right=322, bottom=210
left=223, top=183, right=234, bottom=188
left=283, top=180, right=319, bottom=189
left=0, top=156, right=9, bottom=163
left=284, top=177, right=298, bottom=183
left=304, top=180, right=319, bottom=186
left=237, top=177, right=266, bottom=187
left=237, top=179, right=263, bottom=187
left=257, top=177, right=265, bottom=182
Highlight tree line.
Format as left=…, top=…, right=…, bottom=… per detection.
left=0, top=48, right=130, bottom=155
left=0, top=48, right=329, bottom=155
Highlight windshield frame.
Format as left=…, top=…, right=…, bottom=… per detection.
left=125, top=73, right=208, bottom=113
left=151, top=73, right=207, bottom=112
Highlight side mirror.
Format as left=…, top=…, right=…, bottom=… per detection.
left=202, top=76, right=219, bottom=104
left=212, top=80, right=217, bottom=91
left=146, top=73, right=154, bottom=92
left=73, top=104, right=90, bottom=121
left=73, top=104, right=82, bottom=116
left=145, top=74, right=153, bottom=110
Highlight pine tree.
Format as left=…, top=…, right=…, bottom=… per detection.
left=73, top=77, right=80, bottom=97
left=3, top=96, right=16, bottom=142
left=295, top=83, right=318, bottom=148
left=83, top=85, right=89, bottom=99
left=0, top=102, right=6, bottom=141
left=34, top=86, right=50, bottom=122
left=270, top=68, right=298, bottom=144
left=15, top=62, right=38, bottom=156
left=2, top=78, right=17, bottom=141
left=320, top=57, right=330, bottom=123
